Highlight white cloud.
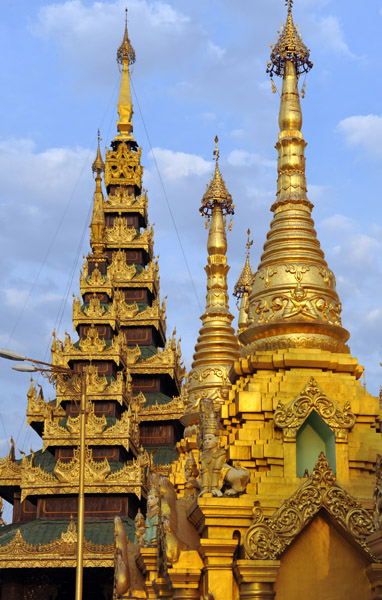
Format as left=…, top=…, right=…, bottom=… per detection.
left=311, top=15, right=351, bottom=55
left=227, top=149, right=275, bottom=169
left=337, top=115, right=382, bottom=158
left=148, top=148, right=212, bottom=181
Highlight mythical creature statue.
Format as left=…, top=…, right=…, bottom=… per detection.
left=134, top=509, right=146, bottom=547
left=373, top=453, right=382, bottom=530
left=198, top=399, right=249, bottom=497
left=114, top=516, right=130, bottom=598
left=184, top=452, right=200, bottom=500
left=144, top=480, right=160, bottom=547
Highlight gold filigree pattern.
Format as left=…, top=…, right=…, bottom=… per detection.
left=105, top=189, right=148, bottom=217
left=274, top=377, right=355, bottom=440
left=0, top=528, right=114, bottom=569
left=104, top=143, right=143, bottom=188
left=107, top=250, right=137, bottom=282
left=244, top=453, right=375, bottom=560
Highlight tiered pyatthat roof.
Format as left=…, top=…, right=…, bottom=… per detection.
left=239, top=1, right=349, bottom=355
left=181, top=139, right=239, bottom=432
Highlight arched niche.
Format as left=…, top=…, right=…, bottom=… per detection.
left=296, top=410, right=335, bottom=477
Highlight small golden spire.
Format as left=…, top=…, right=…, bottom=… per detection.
left=115, top=9, right=135, bottom=139
left=200, top=136, right=234, bottom=223
left=92, top=130, right=105, bottom=175
left=267, top=0, right=313, bottom=79
left=117, top=8, right=136, bottom=66
left=182, top=139, right=239, bottom=430
left=234, top=229, right=254, bottom=300
left=90, top=131, right=106, bottom=256
left=234, top=230, right=255, bottom=335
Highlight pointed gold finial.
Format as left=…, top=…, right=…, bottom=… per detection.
left=234, top=229, right=254, bottom=301
left=117, top=8, right=136, bottom=66
left=90, top=130, right=105, bottom=255
left=92, top=129, right=105, bottom=175
left=267, top=0, right=312, bottom=79
left=200, top=137, right=234, bottom=222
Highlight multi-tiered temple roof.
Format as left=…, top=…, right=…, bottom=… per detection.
left=0, top=17, right=185, bottom=597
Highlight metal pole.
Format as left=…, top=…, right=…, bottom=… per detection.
left=75, top=374, right=86, bottom=600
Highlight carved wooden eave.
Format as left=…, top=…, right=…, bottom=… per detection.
left=104, top=143, right=143, bottom=188
left=42, top=409, right=140, bottom=453
left=72, top=295, right=117, bottom=329
left=51, top=329, right=128, bottom=369
left=54, top=368, right=130, bottom=407
left=274, top=376, right=356, bottom=441
left=103, top=189, right=148, bottom=220
left=26, top=379, right=65, bottom=427
left=127, top=346, right=186, bottom=388
left=19, top=449, right=145, bottom=502
left=105, top=220, right=154, bottom=257
left=107, top=255, right=159, bottom=293
left=244, top=452, right=376, bottom=561
left=0, top=455, right=21, bottom=488
left=79, top=266, right=113, bottom=297
left=140, top=396, right=185, bottom=422
left=114, top=294, right=166, bottom=336
left=0, top=527, right=114, bottom=569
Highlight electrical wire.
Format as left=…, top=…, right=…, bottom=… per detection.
left=130, top=75, right=203, bottom=314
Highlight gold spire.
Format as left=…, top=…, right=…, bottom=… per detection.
left=182, top=138, right=239, bottom=431
left=116, top=9, right=135, bottom=139
left=240, top=3, right=349, bottom=355
left=233, top=229, right=254, bottom=335
left=90, top=131, right=106, bottom=256
left=267, top=0, right=313, bottom=79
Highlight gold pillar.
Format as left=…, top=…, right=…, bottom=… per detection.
left=199, top=539, right=238, bottom=600
left=234, top=560, right=280, bottom=600
left=168, top=550, right=204, bottom=600
left=138, top=547, right=158, bottom=600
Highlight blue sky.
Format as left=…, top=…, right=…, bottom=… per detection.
left=0, top=0, right=381, bottom=512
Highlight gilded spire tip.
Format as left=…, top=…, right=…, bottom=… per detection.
left=234, top=230, right=254, bottom=299
left=92, top=130, right=105, bottom=175
left=267, top=0, right=312, bottom=78
left=117, top=7, right=136, bottom=66
left=200, top=137, right=234, bottom=219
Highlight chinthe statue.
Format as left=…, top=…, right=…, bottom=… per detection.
left=199, top=400, right=249, bottom=497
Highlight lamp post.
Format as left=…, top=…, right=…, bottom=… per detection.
left=0, top=348, right=87, bottom=600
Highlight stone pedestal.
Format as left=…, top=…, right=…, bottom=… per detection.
left=168, top=550, right=203, bottom=600
left=199, top=539, right=238, bottom=600
left=234, top=559, right=280, bottom=600
left=137, top=547, right=158, bottom=600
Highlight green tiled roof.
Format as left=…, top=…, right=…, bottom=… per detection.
left=146, top=446, right=177, bottom=465
left=16, top=449, right=56, bottom=473
left=143, top=392, right=173, bottom=407
left=0, top=517, right=135, bottom=548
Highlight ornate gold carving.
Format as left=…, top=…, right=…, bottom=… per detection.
left=72, top=294, right=116, bottom=329
left=140, top=395, right=185, bottom=422
left=19, top=447, right=144, bottom=502
left=274, top=377, right=355, bottom=440
left=0, top=527, right=114, bottom=568
left=79, top=325, right=106, bottom=352
left=104, top=142, right=143, bottom=188
left=258, top=267, right=277, bottom=288
left=243, top=335, right=350, bottom=355
left=244, top=453, right=375, bottom=560
left=126, top=344, right=141, bottom=364
left=105, top=218, right=153, bottom=255
left=105, top=189, right=148, bottom=217
left=107, top=250, right=136, bottom=282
